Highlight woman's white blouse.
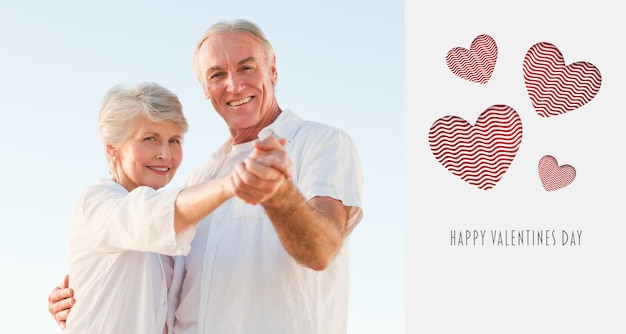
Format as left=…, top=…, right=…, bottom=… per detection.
left=65, top=178, right=195, bottom=334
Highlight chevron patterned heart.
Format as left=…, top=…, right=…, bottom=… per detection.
left=538, top=155, right=576, bottom=191
left=446, top=34, right=497, bottom=84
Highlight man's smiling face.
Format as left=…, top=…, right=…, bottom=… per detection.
left=197, top=31, right=280, bottom=143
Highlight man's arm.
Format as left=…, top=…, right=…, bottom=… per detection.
left=47, top=275, right=74, bottom=329
left=235, top=136, right=353, bottom=271
left=262, top=183, right=350, bottom=271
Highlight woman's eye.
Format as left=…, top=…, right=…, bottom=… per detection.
left=144, top=137, right=155, bottom=141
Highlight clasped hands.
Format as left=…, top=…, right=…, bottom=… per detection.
left=230, top=135, right=292, bottom=205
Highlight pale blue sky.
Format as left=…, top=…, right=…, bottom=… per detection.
left=0, top=1, right=404, bottom=333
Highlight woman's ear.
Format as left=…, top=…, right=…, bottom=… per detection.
left=106, top=145, right=117, bottom=160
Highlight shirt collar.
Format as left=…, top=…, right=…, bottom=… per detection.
left=257, top=109, right=301, bottom=142
left=220, top=110, right=303, bottom=155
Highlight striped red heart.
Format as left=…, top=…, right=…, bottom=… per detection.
left=429, top=105, right=523, bottom=190
left=446, top=34, right=497, bottom=84
left=523, top=42, right=602, bottom=117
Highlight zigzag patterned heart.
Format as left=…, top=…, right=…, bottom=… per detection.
left=538, top=155, right=576, bottom=191
left=446, top=34, right=497, bottom=84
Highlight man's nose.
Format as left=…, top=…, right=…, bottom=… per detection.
left=225, top=73, right=244, bottom=93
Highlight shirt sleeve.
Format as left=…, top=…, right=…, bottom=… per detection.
left=294, top=125, right=364, bottom=232
left=73, top=184, right=194, bottom=255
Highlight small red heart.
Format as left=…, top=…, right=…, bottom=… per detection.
left=446, top=34, right=497, bottom=84
left=429, top=105, right=523, bottom=190
left=538, top=155, right=576, bottom=191
left=523, top=42, right=602, bottom=117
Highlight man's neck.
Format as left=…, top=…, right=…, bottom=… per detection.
left=230, top=107, right=282, bottom=144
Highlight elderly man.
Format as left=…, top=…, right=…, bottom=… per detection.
left=49, top=19, right=363, bottom=334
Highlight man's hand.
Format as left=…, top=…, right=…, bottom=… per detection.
left=249, top=137, right=292, bottom=180
left=231, top=136, right=292, bottom=204
left=47, top=275, right=75, bottom=330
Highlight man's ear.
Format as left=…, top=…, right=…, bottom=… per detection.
left=270, top=55, right=278, bottom=83
left=203, top=84, right=212, bottom=99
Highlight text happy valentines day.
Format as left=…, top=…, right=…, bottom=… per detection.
left=450, top=229, right=582, bottom=246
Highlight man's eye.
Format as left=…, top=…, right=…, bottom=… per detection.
left=210, top=72, right=224, bottom=79
left=170, top=139, right=181, bottom=144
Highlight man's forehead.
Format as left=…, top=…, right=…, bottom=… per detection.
left=200, top=37, right=265, bottom=69
left=203, top=32, right=262, bottom=52
left=206, top=54, right=262, bottom=69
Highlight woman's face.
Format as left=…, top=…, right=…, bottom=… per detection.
left=112, top=117, right=183, bottom=191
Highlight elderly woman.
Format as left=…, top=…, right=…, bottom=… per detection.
left=63, top=82, right=290, bottom=333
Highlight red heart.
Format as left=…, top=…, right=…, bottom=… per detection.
left=523, top=42, right=602, bottom=117
left=446, top=34, right=497, bottom=84
left=538, top=155, right=576, bottom=191
left=429, top=105, right=523, bottom=190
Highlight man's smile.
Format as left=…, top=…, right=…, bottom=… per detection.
left=227, top=96, right=253, bottom=107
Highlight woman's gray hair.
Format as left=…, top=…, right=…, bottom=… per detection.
left=191, top=19, right=275, bottom=81
left=98, top=81, right=188, bottom=175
